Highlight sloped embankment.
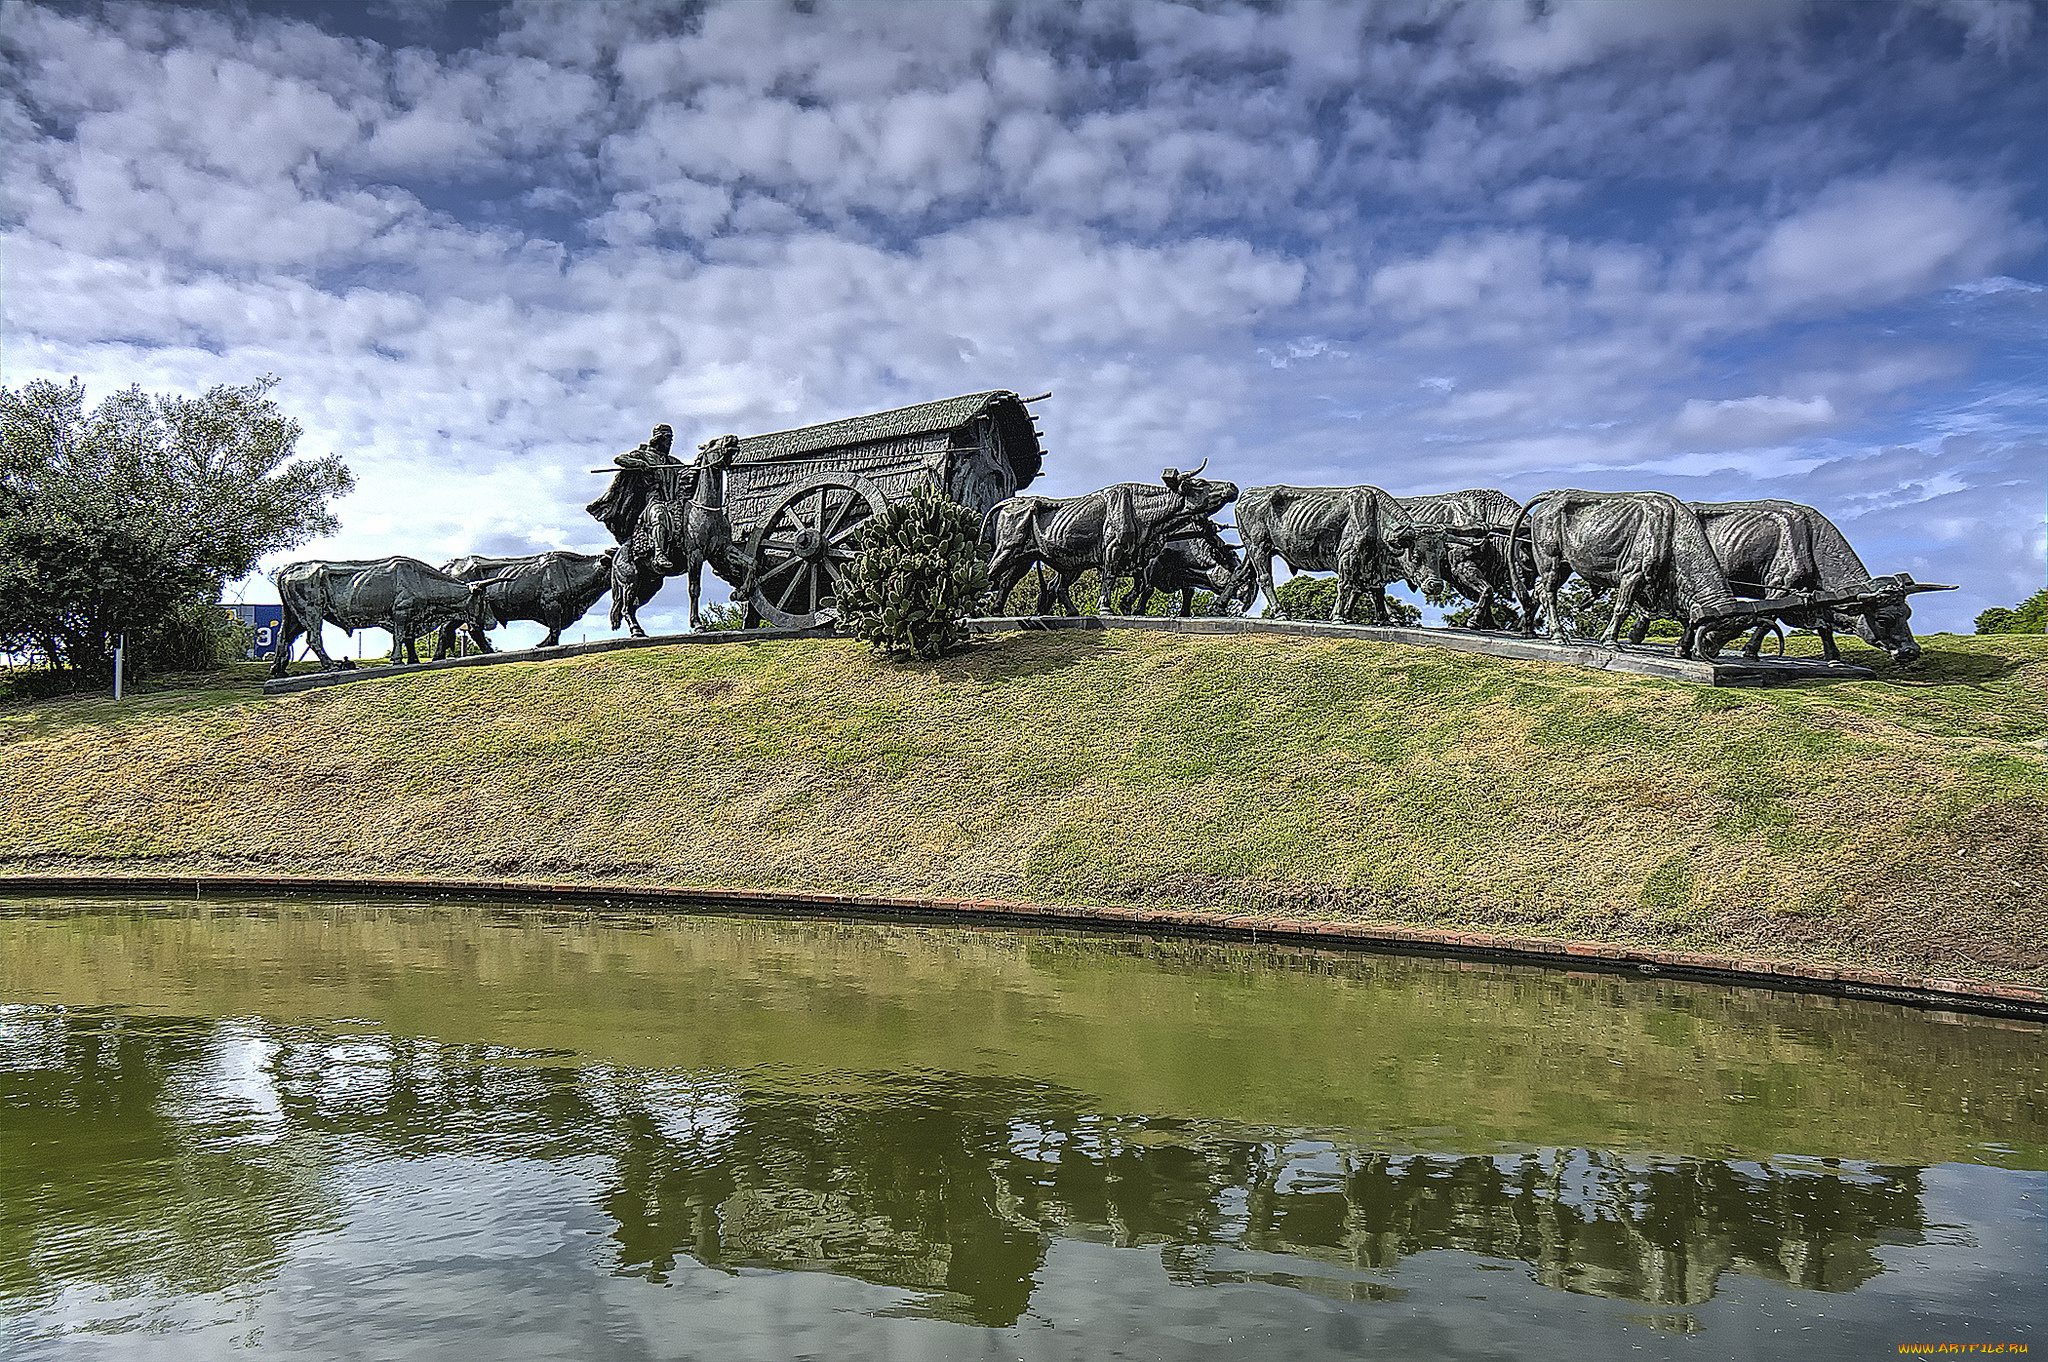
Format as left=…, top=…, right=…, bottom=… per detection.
left=3, top=629, right=2044, bottom=984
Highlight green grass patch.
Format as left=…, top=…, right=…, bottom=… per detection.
left=2, top=630, right=2044, bottom=983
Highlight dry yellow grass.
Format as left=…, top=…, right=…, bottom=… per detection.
left=3, top=628, right=2044, bottom=982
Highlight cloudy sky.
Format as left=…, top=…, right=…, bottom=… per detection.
left=4, top=0, right=2043, bottom=638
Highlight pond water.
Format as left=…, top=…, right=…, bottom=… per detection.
left=1, top=896, right=2042, bottom=1361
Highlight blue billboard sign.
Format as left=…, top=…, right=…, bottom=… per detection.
left=223, top=604, right=287, bottom=660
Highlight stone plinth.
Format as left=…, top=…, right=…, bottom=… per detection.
left=260, top=614, right=1873, bottom=695
left=969, top=615, right=1876, bottom=686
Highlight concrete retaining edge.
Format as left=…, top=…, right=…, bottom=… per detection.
left=4, top=873, right=2040, bottom=1024
left=261, top=624, right=837, bottom=694
left=968, top=616, right=1874, bottom=686
left=258, top=615, right=1872, bottom=694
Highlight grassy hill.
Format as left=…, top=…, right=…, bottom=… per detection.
left=3, top=628, right=2044, bottom=984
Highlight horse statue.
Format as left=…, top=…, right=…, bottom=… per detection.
left=593, top=431, right=746, bottom=634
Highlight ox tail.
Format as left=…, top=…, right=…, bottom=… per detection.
left=1506, top=495, right=1544, bottom=603
left=978, top=501, right=1005, bottom=548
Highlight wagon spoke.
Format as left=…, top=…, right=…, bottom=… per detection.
left=748, top=472, right=887, bottom=627
left=821, top=490, right=857, bottom=541
left=759, top=556, right=803, bottom=586
left=775, top=565, right=812, bottom=612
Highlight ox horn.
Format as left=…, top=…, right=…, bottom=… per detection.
left=1861, top=572, right=1959, bottom=601
left=1186, top=457, right=1208, bottom=479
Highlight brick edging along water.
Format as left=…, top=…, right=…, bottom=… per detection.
left=4, top=873, right=2041, bottom=1024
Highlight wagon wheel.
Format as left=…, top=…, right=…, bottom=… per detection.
left=744, top=471, right=888, bottom=628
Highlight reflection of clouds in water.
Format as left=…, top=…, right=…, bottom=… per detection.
left=3, top=889, right=2042, bottom=1361
left=0, top=1003, right=67, bottom=1072
left=642, top=1073, right=744, bottom=1152
left=162, top=1020, right=283, bottom=1143
left=1860, top=1163, right=2048, bottom=1317
left=273, top=1036, right=395, bottom=1117
left=584, top=1065, right=745, bottom=1152
left=1272, top=1142, right=1352, bottom=1194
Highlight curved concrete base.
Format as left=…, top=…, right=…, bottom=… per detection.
left=262, top=624, right=835, bottom=695
left=4, top=873, right=2039, bottom=1024
left=972, top=615, right=1874, bottom=686
left=261, top=615, right=1872, bottom=694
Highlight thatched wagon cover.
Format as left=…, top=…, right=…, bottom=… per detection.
left=732, top=389, right=1044, bottom=490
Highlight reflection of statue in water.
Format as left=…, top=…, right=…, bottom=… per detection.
left=1230, top=1147, right=1923, bottom=1306
left=597, top=1082, right=1931, bottom=1324
left=14, top=1002, right=1944, bottom=1331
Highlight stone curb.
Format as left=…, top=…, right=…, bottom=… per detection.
left=260, top=625, right=837, bottom=695
left=968, top=616, right=1874, bottom=686
left=4, top=873, right=2040, bottom=1024
left=257, top=615, right=1872, bottom=695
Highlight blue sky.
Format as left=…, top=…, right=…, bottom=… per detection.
left=3, top=0, right=2043, bottom=638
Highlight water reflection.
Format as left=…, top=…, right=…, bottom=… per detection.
left=1, top=899, right=2042, bottom=1356
left=0, top=1005, right=1947, bottom=1329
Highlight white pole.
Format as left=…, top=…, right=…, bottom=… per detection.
left=112, top=634, right=124, bottom=701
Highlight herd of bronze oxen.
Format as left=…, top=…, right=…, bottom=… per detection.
left=267, top=403, right=1947, bottom=676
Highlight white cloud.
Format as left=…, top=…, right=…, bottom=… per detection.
left=1462, top=0, right=1803, bottom=79
left=1748, top=174, right=2036, bottom=311
left=1, top=0, right=2040, bottom=638
left=1949, top=274, right=2045, bottom=296
left=1675, top=394, right=1839, bottom=447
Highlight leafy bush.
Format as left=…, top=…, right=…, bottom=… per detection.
left=994, top=567, right=1107, bottom=617
left=133, top=599, right=254, bottom=673
left=0, top=666, right=89, bottom=703
left=697, top=602, right=749, bottom=631
left=835, top=481, right=991, bottom=660
left=1439, top=599, right=1521, bottom=630
left=1975, top=589, right=2048, bottom=635
left=1263, top=573, right=1422, bottom=626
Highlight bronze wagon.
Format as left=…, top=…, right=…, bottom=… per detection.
left=724, top=389, right=1047, bottom=627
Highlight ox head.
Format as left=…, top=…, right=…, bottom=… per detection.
left=1830, top=574, right=1943, bottom=665
left=466, top=577, right=509, bottom=630
left=1384, top=524, right=1489, bottom=600
left=1161, top=459, right=1239, bottom=517
left=697, top=433, right=740, bottom=468
left=1690, top=611, right=1760, bottom=661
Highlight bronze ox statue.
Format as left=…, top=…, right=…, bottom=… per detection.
left=1510, top=490, right=1766, bottom=660
left=431, top=549, right=617, bottom=657
left=1227, top=483, right=1480, bottom=625
left=271, top=556, right=502, bottom=674
left=1623, top=499, right=1947, bottom=663
left=1116, top=523, right=1241, bottom=616
left=1394, top=489, right=1534, bottom=631
left=983, top=461, right=1239, bottom=616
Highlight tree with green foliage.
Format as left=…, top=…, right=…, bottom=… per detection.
left=1263, top=573, right=1422, bottom=626
left=0, top=376, right=353, bottom=684
left=1485, top=579, right=1686, bottom=640
left=1975, top=589, right=2048, bottom=635
left=835, top=480, right=991, bottom=660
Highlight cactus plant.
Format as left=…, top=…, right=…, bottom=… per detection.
left=835, top=480, right=991, bottom=660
